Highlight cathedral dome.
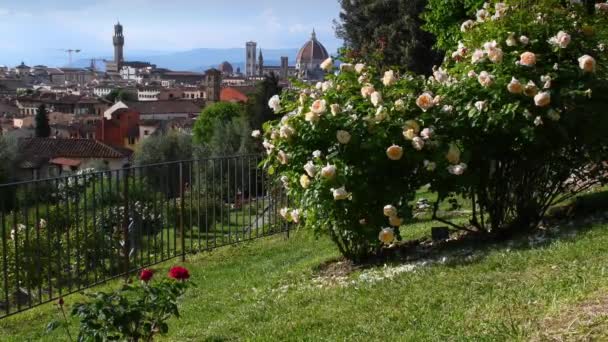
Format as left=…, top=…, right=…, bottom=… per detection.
left=296, top=30, right=329, bottom=71
left=218, top=61, right=233, bottom=74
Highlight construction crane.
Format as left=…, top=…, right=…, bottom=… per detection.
left=61, top=49, right=81, bottom=65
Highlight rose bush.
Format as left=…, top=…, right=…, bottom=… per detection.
left=261, top=0, right=608, bottom=261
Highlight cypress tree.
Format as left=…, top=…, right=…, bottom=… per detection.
left=35, top=104, right=51, bottom=138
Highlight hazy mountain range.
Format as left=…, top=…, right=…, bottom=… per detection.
left=67, top=47, right=302, bottom=72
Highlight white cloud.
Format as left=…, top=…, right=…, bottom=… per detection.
left=289, top=24, right=307, bottom=34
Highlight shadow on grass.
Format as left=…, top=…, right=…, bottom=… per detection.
left=326, top=189, right=608, bottom=274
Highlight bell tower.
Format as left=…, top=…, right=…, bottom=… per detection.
left=113, top=21, right=124, bottom=66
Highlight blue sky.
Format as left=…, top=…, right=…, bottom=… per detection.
left=0, top=0, right=343, bottom=66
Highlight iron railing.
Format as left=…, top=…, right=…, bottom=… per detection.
left=0, top=154, right=289, bottom=319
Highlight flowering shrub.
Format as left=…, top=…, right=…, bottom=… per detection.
left=429, top=0, right=608, bottom=234
left=49, top=267, right=192, bottom=341
left=261, top=0, right=608, bottom=260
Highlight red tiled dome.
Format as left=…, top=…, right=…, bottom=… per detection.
left=296, top=30, right=329, bottom=66
left=218, top=61, right=233, bottom=74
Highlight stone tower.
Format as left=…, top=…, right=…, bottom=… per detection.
left=205, top=68, right=222, bottom=102
left=113, top=22, right=124, bottom=65
left=246, top=41, right=257, bottom=77
left=257, top=49, right=264, bottom=76
left=280, top=56, right=288, bottom=79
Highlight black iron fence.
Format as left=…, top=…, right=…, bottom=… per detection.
left=0, top=154, right=288, bottom=319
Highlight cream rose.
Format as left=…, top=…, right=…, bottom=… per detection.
left=549, top=31, right=571, bottom=48
left=578, top=55, right=596, bottom=73
left=268, top=95, right=281, bottom=113
left=279, top=125, right=295, bottom=139
left=383, top=205, right=397, bottom=217
left=331, top=186, right=350, bottom=201
left=304, top=161, right=317, bottom=177
left=370, top=91, right=383, bottom=107
left=446, top=144, right=461, bottom=164
left=448, top=163, right=468, bottom=175
left=291, top=209, right=300, bottom=223
left=420, top=127, right=434, bottom=140
left=361, top=85, right=375, bottom=98
left=311, top=99, right=327, bottom=114
left=277, top=150, right=289, bottom=165
left=251, top=130, right=261, bottom=138
left=336, top=130, right=351, bottom=144
left=320, top=57, right=333, bottom=71
left=375, top=106, right=388, bottom=122
left=404, top=120, right=421, bottom=134
left=506, top=33, right=517, bottom=47
left=304, top=111, right=320, bottom=124
left=523, top=81, right=539, bottom=97
left=340, top=63, right=354, bottom=72
left=416, top=92, right=435, bottom=112
left=507, top=77, right=523, bottom=94
left=475, top=100, right=488, bottom=112
left=534, top=91, right=551, bottom=107
left=534, top=116, right=543, bottom=126
left=299, top=174, right=311, bottom=189
left=382, top=70, right=397, bottom=86
left=478, top=71, right=494, bottom=87
left=461, top=19, right=475, bottom=32
left=389, top=216, right=403, bottom=227
left=412, top=137, right=425, bottom=151
left=386, top=145, right=404, bottom=161
left=321, top=164, right=337, bottom=179
left=394, top=99, right=405, bottom=111
left=403, top=129, right=416, bottom=141
left=472, top=49, right=485, bottom=64
left=520, top=52, right=537, bottom=66
left=330, top=104, right=341, bottom=116
left=378, top=227, right=395, bottom=245
left=519, top=36, right=530, bottom=45
left=355, top=63, right=366, bottom=74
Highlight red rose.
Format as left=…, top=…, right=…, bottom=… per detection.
left=168, top=266, right=190, bottom=280
left=140, top=269, right=154, bottom=282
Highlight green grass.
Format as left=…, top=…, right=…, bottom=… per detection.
left=3, top=208, right=608, bottom=340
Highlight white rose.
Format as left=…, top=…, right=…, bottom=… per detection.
left=578, top=55, right=596, bottom=73
left=290, top=209, right=301, bottom=223
left=383, top=205, right=397, bottom=217
left=472, top=49, right=485, bottom=64
left=475, top=100, right=488, bottom=112
left=370, top=91, right=383, bottom=107
left=478, top=71, right=494, bottom=87
left=541, top=75, right=552, bottom=89
left=461, top=19, right=475, bottom=32
left=506, top=33, right=517, bottom=47
left=340, top=63, right=354, bottom=72
left=534, top=91, right=551, bottom=107
left=519, top=36, right=530, bottom=45
left=251, top=130, right=261, bottom=138
left=321, top=164, right=337, bottom=179
left=378, top=227, right=395, bottom=245
left=320, top=57, right=333, bottom=71
left=315, top=82, right=323, bottom=90
left=534, top=116, right=543, bottom=126
left=549, top=31, right=571, bottom=48
left=321, top=80, right=333, bottom=92
left=382, top=70, right=397, bottom=86
left=312, top=150, right=322, bottom=158
left=420, top=127, right=434, bottom=140
left=280, top=207, right=292, bottom=221
left=412, top=137, right=425, bottom=151
left=304, top=161, right=317, bottom=177
left=433, top=67, right=449, bottom=84
left=442, top=105, right=454, bottom=114
left=394, top=99, right=405, bottom=111
left=416, top=92, right=435, bottom=112
left=355, top=63, right=366, bottom=74
left=262, top=139, right=274, bottom=153
left=299, top=93, right=307, bottom=106
left=268, top=95, right=281, bottom=113
left=331, top=186, right=350, bottom=201
left=507, top=77, right=523, bottom=94
left=279, top=125, right=295, bottom=139
left=448, top=163, right=468, bottom=175
left=336, top=130, right=351, bottom=144
left=476, top=9, right=489, bottom=22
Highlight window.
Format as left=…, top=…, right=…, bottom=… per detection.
left=144, top=130, right=149, bottom=136
left=128, top=136, right=136, bottom=145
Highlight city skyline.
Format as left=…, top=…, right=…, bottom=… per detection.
left=0, top=0, right=343, bottom=66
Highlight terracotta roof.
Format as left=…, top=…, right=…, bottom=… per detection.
left=220, top=87, right=252, bottom=103
left=18, top=138, right=128, bottom=168
left=124, top=100, right=202, bottom=114
left=50, top=157, right=81, bottom=167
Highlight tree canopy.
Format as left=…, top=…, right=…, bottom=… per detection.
left=193, top=102, right=244, bottom=144
left=335, top=0, right=442, bottom=74
left=246, top=73, right=282, bottom=131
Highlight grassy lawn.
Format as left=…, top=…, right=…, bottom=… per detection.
left=1, top=203, right=608, bottom=341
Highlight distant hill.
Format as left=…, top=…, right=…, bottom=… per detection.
left=70, top=48, right=300, bottom=72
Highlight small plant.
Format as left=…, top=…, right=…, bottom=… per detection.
left=47, top=266, right=192, bottom=342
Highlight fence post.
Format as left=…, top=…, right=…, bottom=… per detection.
left=122, top=166, right=130, bottom=282
left=179, top=162, right=186, bottom=262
